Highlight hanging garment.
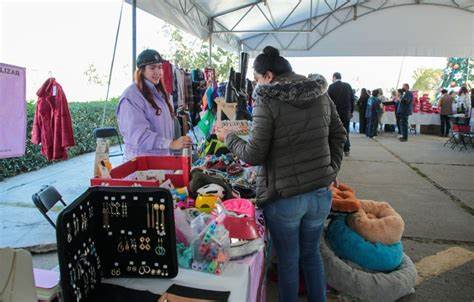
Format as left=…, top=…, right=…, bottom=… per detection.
left=0, top=63, right=26, bottom=159
left=191, top=69, right=204, bottom=82
left=172, top=65, right=179, bottom=109
left=184, top=72, right=193, bottom=110
left=31, top=78, right=75, bottom=160
left=175, top=69, right=186, bottom=107
left=162, top=60, right=174, bottom=94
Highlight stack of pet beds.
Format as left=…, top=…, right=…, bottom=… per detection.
left=324, top=184, right=417, bottom=301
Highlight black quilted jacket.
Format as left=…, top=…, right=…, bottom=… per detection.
left=226, top=72, right=347, bottom=206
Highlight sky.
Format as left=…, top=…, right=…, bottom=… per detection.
left=1, top=0, right=447, bottom=102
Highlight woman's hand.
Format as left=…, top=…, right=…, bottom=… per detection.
left=169, top=136, right=193, bottom=150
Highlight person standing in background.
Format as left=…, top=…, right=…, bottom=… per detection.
left=328, top=72, right=355, bottom=156
left=377, top=88, right=386, bottom=135
left=397, top=83, right=413, bottom=142
left=366, top=89, right=381, bottom=138
left=456, top=86, right=471, bottom=116
left=357, top=88, right=370, bottom=134
left=437, top=89, right=452, bottom=137
left=395, top=89, right=404, bottom=137
left=471, top=88, right=474, bottom=109
left=470, top=88, right=474, bottom=131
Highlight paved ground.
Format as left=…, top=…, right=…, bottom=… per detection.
left=0, top=147, right=123, bottom=250
left=2, top=134, right=473, bottom=301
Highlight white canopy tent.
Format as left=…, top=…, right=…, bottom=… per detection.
left=127, top=0, right=474, bottom=59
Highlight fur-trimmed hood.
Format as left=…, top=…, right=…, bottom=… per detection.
left=253, top=72, right=328, bottom=109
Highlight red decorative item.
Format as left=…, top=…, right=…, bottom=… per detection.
left=452, top=125, right=470, bottom=133
left=31, top=78, right=75, bottom=160
left=221, top=199, right=259, bottom=240
left=91, top=156, right=191, bottom=188
left=419, top=94, right=433, bottom=113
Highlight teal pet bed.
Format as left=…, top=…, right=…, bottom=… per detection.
left=326, top=215, right=403, bottom=272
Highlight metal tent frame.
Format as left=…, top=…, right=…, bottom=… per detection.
left=128, top=0, right=473, bottom=61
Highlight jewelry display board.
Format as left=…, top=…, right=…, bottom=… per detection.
left=56, top=187, right=177, bottom=302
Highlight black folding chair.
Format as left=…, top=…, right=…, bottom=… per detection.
left=32, top=185, right=67, bottom=228
left=444, top=116, right=471, bottom=151
left=93, top=127, right=124, bottom=157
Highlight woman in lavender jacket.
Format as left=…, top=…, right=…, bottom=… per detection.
left=117, top=49, right=192, bottom=159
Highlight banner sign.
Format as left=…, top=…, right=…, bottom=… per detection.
left=0, top=63, right=26, bottom=159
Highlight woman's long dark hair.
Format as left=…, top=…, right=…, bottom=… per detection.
left=458, top=86, right=468, bottom=96
left=360, top=88, right=369, bottom=99
left=134, top=67, right=173, bottom=117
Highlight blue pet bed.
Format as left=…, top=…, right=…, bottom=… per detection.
left=326, top=215, right=403, bottom=272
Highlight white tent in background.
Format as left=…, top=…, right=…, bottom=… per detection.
left=127, top=0, right=473, bottom=58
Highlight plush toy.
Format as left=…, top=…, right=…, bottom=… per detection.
left=347, top=200, right=405, bottom=245
left=330, top=183, right=361, bottom=213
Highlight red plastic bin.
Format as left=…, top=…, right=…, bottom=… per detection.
left=90, top=156, right=191, bottom=188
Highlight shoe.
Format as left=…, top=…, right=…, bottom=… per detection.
left=398, top=138, right=407, bottom=142
left=397, top=134, right=402, bottom=138
left=344, top=151, right=350, bottom=157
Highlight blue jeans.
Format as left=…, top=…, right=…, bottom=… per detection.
left=399, top=115, right=409, bottom=139
left=264, top=187, right=332, bottom=302
left=366, top=116, right=377, bottom=137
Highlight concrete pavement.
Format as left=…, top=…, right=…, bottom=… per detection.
left=0, top=147, right=122, bottom=250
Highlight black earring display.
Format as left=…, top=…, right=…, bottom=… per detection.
left=57, top=187, right=178, bottom=302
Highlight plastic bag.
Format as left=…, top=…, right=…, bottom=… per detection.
left=190, top=205, right=230, bottom=274
left=197, top=110, right=215, bottom=137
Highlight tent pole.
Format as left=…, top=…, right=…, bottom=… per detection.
left=208, top=18, right=213, bottom=67
left=395, top=56, right=405, bottom=89
left=208, top=33, right=212, bottom=67
left=101, top=0, right=124, bottom=126
left=132, top=0, right=137, bottom=78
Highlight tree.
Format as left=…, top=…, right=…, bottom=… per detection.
left=438, top=57, right=473, bottom=90
left=159, top=24, right=238, bottom=82
left=84, top=64, right=107, bottom=86
left=412, top=67, right=443, bottom=93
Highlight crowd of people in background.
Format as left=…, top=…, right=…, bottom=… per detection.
left=354, top=84, right=473, bottom=140
left=323, top=71, right=473, bottom=150
left=355, top=84, right=414, bottom=142
left=437, top=86, right=473, bottom=137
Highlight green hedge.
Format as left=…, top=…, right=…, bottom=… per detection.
left=0, top=98, right=120, bottom=179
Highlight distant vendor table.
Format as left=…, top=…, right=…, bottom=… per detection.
left=351, top=112, right=440, bottom=133
left=103, top=248, right=265, bottom=302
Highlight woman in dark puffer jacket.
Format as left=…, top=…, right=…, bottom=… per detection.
left=217, top=46, right=346, bottom=302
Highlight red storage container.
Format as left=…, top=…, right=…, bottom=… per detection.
left=91, top=156, right=191, bottom=188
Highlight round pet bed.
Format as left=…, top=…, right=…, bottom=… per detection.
left=327, top=215, right=403, bottom=272
left=347, top=199, right=405, bottom=245
left=321, top=236, right=416, bottom=302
